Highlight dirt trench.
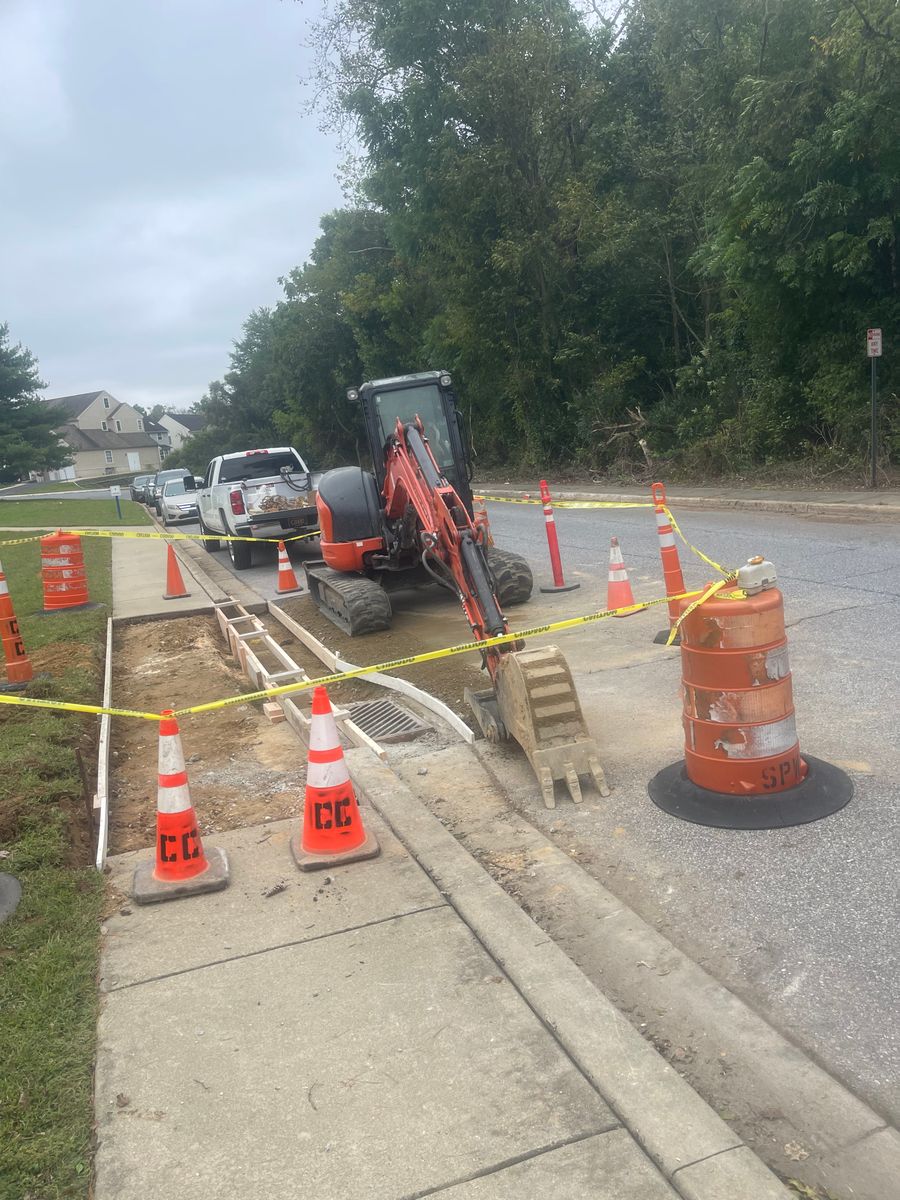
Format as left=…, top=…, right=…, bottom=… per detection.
left=108, top=617, right=307, bottom=853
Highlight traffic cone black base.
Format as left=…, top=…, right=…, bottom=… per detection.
left=648, top=755, right=852, bottom=831
left=539, top=581, right=581, bottom=594
left=653, top=628, right=681, bottom=646
left=290, top=825, right=380, bottom=873
left=132, top=846, right=230, bottom=905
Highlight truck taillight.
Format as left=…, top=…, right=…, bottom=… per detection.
left=229, top=490, right=245, bottom=515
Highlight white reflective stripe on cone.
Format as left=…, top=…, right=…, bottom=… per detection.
left=0, top=579, right=8, bottom=596
left=157, top=781, right=193, bottom=814
left=309, top=711, right=341, bottom=753
left=159, top=731, right=187, bottom=776
left=655, top=512, right=676, bottom=547
left=307, top=757, right=351, bottom=790
left=609, top=568, right=629, bottom=582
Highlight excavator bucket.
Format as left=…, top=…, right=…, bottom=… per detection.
left=466, top=645, right=609, bottom=810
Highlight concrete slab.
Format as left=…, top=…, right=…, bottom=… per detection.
left=349, top=752, right=791, bottom=1196
left=102, top=815, right=444, bottom=990
left=112, top=534, right=218, bottom=620
left=428, top=1127, right=678, bottom=1198
left=673, top=1146, right=794, bottom=1200
left=94, top=905, right=617, bottom=1200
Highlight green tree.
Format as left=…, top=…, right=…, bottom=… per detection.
left=0, top=325, right=71, bottom=482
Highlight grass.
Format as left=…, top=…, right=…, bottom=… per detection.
left=0, top=536, right=113, bottom=1200
left=0, top=499, right=151, bottom=528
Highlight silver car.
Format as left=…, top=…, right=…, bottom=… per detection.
left=159, top=477, right=200, bottom=525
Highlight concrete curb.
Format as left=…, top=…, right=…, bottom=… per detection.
left=477, top=484, right=900, bottom=521
left=347, top=749, right=791, bottom=1200
left=436, top=744, right=900, bottom=1200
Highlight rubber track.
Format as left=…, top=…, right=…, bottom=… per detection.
left=488, top=547, right=534, bottom=607
left=308, top=566, right=392, bottom=635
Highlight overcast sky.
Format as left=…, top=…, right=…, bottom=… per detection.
left=0, top=0, right=345, bottom=412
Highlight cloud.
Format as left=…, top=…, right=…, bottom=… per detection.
left=0, top=0, right=346, bottom=411
left=0, top=0, right=71, bottom=155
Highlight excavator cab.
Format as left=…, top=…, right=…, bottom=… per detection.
left=355, top=372, right=474, bottom=514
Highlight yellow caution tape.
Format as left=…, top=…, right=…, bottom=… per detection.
left=661, top=506, right=734, bottom=578
left=62, top=527, right=320, bottom=544
left=175, top=588, right=700, bottom=717
left=665, top=577, right=733, bottom=646
left=2, top=575, right=757, bottom=721
left=0, top=533, right=48, bottom=546
left=0, top=587, right=701, bottom=721
left=0, top=693, right=161, bottom=720
left=477, top=493, right=733, bottom=575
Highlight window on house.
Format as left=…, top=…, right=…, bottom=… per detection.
left=137, top=419, right=144, bottom=431
left=101, top=421, right=108, bottom=431
left=103, top=396, right=110, bottom=409
left=115, top=420, right=122, bottom=432
left=104, top=450, right=113, bottom=464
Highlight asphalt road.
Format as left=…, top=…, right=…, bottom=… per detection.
left=188, top=495, right=900, bottom=1120
left=487, top=500, right=900, bottom=1125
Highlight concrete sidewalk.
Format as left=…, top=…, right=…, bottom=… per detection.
left=97, top=815, right=681, bottom=1200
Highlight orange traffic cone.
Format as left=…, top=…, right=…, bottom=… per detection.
left=291, top=686, right=379, bottom=871
left=131, top=710, right=229, bottom=903
left=0, top=558, right=33, bottom=690
left=163, top=544, right=191, bottom=600
left=608, top=537, right=640, bottom=616
left=472, top=496, right=494, bottom=547
left=275, top=541, right=302, bottom=594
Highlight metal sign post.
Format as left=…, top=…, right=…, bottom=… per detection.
left=867, top=328, right=882, bottom=489
left=110, top=484, right=123, bottom=520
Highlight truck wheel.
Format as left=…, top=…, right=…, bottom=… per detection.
left=488, top=547, right=534, bottom=606
left=228, top=536, right=253, bottom=570
left=198, top=516, right=219, bottom=553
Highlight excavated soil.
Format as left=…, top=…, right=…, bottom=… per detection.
left=108, top=617, right=306, bottom=853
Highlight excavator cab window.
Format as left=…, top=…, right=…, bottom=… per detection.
left=373, top=384, right=454, bottom=477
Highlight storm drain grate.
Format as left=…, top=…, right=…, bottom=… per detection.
left=347, top=699, right=429, bottom=743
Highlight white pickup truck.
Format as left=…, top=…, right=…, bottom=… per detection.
left=197, top=447, right=322, bottom=569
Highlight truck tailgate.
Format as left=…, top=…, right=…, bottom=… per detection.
left=244, top=478, right=317, bottom=519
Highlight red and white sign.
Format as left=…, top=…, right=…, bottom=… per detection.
left=867, top=328, right=882, bottom=357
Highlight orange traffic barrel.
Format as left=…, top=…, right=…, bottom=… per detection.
left=0, top=558, right=33, bottom=690
left=649, top=556, right=852, bottom=828
left=40, top=531, right=91, bottom=612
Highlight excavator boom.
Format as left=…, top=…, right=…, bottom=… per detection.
left=385, top=416, right=608, bottom=809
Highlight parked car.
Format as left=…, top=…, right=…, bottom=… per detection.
left=197, top=447, right=320, bottom=569
left=159, top=477, right=200, bottom=525
left=130, top=473, right=154, bottom=502
left=148, top=467, right=193, bottom=514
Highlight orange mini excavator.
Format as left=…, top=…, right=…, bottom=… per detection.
left=303, top=371, right=608, bottom=808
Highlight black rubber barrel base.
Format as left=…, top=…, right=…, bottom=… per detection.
left=648, top=755, right=853, bottom=830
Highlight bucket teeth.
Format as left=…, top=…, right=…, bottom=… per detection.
left=589, top=756, right=611, bottom=798
left=564, top=766, right=583, bottom=805
left=539, top=766, right=556, bottom=810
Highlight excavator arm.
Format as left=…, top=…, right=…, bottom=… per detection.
left=383, top=417, right=507, bottom=647
left=382, top=417, right=609, bottom=809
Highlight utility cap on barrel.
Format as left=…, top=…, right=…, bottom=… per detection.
left=737, top=556, right=776, bottom=595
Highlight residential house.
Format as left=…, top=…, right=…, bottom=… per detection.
left=41, top=390, right=163, bottom=480
left=144, top=418, right=173, bottom=459
left=158, top=411, right=206, bottom=450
